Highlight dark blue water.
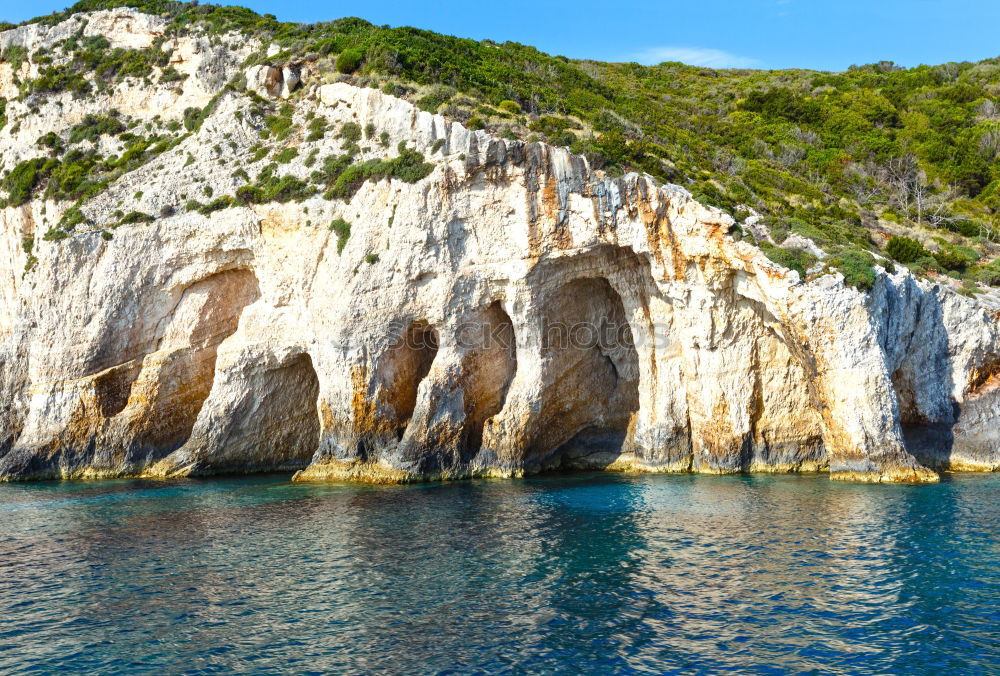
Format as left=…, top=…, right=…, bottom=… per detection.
left=2, top=472, right=999, bottom=674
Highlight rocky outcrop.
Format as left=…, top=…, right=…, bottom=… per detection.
left=1, top=12, right=999, bottom=483
left=246, top=63, right=302, bottom=99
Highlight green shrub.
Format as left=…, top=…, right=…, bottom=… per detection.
left=416, top=85, right=454, bottom=113
left=226, top=72, right=247, bottom=92
left=59, top=206, right=86, bottom=230
left=37, top=131, right=63, bottom=152
left=190, top=195, right=235, bottom=214
left=44, top=155, right=99, bottom=201
left=119, top=211, right=154, bottom=224
left=3, top=157, right=55, bottom=205
left=274, top=147, right=298, bottom=163
left=829, top=249, right=877, bottom=291
left=467, top=116, right=485, bottom=131
left=22, top=66, right=91, bottom=97
left=933, top=245, right=978, bottom=271
left=265, top=104, right=295, bottom=140
left=365, top=122, right=376, bottom=139
left=909, top=255, right=944, bottom=275
left=68, top=113, right=126, bottom=143
left=325, top=143, right=434, bottom=200
left=336, top=48, right=364, bottom=73
left=42, top=227, right=69, bottom=242
left=530, top=115, right=580, bottom=135
left=0, top=98, right=7, bottom=131
left=972, top=262, right=1000, bottom=286
left=885, top=236, right=927, bottom=264
left=112, top=140, right=151, bottom=169
left=740, top=88, right=824, bottom=125
left=81, top=35, right=110, bottom=51
left=311, top=153, right=353, bottom=189
left=160, top=66, right=186, bottom=83
left=498, top=100, right=521, bottom=114
left=329, top=218, right=351, bottom=254
left=551, top=129, right=575, bottom=146
left=2, top=45, right=28, bottom=71
left=364, top=253, right=379, bottom=264
left=768, top=220, right=789, bottom=243
left=339, top=122, right=362, bottom=144
left=306, top=116, right=327, bottom=141
left=946, top=220, right=980, bottom=238
left=83, top=43, right=168, bottom=83
left=235, top=164, right=315, bottom=204
left=179, top=93, right=223, bottom=133
left=234, top=185, right=265, bottom=203
left=183, top=106, right=203, bottom=132
left=22, top=236, right=36, bottom=270
left=761, top=245, right=817, bottom=277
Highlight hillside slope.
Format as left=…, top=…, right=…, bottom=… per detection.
left=9, top=0, right=1000, bottom=296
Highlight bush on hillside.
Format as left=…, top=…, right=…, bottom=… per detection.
left=329, top=218, right=351, bottom=253
left=761, top=245, right=817, bottom=278
left=885, top=236, right=927, bottom=264
left=830, top=249, right=877, bottom=291
left=336, top=48, right=364, bottom=73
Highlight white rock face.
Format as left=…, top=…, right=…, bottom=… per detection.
left=1, top=14, right=998, bottom=483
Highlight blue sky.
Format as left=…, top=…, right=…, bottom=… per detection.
left=4, top=0, right=1000, bottom=72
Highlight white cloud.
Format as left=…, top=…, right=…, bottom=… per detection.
left=630, top=46, right=761, bottom=69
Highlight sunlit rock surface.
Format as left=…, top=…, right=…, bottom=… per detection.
left=1, top=13, right=999, bottom=483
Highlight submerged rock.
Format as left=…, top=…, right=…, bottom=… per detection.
left=0, top=13, right=998, bottom=483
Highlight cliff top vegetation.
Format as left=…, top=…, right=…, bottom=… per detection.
left=4, top=0, right=1000, bottom=290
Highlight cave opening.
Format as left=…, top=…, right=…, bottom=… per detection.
left=228, top=351, right=322, bottom=472
left=532, top=277, right=640, bottom=468
left=131, top=269, right=261, bottom=455
left=459, top=301, right=518, bottom=459
left=165, top=349, right=324, bottom=475
left=381, top=320, right=440, bottom=438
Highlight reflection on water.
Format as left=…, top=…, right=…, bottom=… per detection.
left=2, top=473, right=999, bottom=673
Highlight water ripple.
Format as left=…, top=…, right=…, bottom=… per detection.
left=1, top=473, right=999, bottom=673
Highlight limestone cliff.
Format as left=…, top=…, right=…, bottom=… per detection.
left=1, top=9, right=999, bottom=483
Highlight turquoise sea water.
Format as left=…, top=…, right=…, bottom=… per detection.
left=2, top=472, right=999, bottom=674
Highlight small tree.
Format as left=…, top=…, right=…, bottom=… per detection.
left=885, top=235, right=927, bottom=264
left=498, top=100, right=521, bottom=114
left=336, top=49, right=364, bottom=74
